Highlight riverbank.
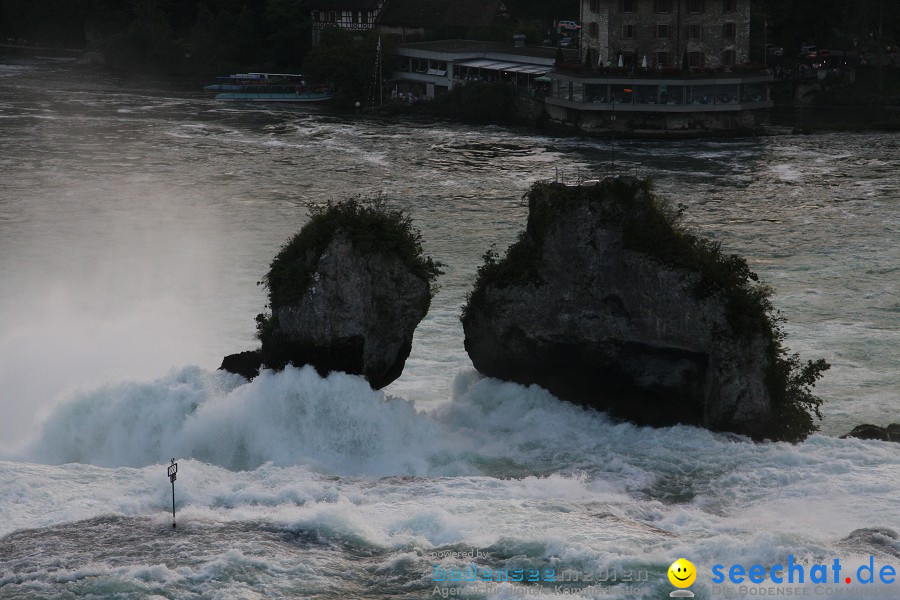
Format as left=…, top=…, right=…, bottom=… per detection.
left=372, top=76, right=900, bottom=137
left=8, top=53, right=896, bottom=137
left=378, top=94, right=900, bottom=137
left=767, top=106, right=900, bottom=133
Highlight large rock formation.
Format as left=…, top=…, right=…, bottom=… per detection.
left=462, top=177, right=826, bottom=441
left=223, top=199, right=440, bottom=389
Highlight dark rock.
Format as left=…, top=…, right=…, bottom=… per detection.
left=257, top=200, right=439, bottom=389
left=838, top=528, right=900, bottom=559
left=462, top=177, right=791, bottom=439
left=219, top=350, right=262, bottom=380
left=840, top=424, right=900, bottom=442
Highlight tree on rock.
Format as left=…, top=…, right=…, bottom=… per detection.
left=251, top=197, right=441, bottom=389
left=461, top=177, right=829, bottom=442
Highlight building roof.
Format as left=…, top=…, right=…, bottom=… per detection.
left=309, top=0, right=380, bottom=10
left=396, top=39, right=576, bottom=62
left=377, top=0, right=501, bottom=28
left=455, top=59, right=551, bottom=74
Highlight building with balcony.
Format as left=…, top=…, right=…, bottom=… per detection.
left=546, top=0, right=771, bottom=134
left=581, top=0, right=752, bottom=70
left=391, top=39, right=570, bottom=100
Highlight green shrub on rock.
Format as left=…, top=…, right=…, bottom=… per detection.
left=254, top=197, right=442, bottom=388
left=463, top=178, right=829, bottom=442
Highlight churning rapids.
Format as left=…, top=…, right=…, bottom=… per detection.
left=0, top=62, right=897, bottom=599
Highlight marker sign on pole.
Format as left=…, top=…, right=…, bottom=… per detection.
left=168, top=458, right=178, bottom=528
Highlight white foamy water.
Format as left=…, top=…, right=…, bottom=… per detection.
left=0, top=62, right=898, bottom=599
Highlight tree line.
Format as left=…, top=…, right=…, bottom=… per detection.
left=763, top=0, right=898, bottom=56
left=0, top=0, right=311, bottom=73
left=1, top=0, right=896, bottom=75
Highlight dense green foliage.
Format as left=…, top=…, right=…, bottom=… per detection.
left=423, top=82, right=518, bottom=123
left=257, top=197, right=442, bottom=335
left=465, top=179, right=829, bottom=442
left=763, top=0, right=899, bottom=56
left=0, top=0, right=310, bottom=74
left=302, top=29, right=392, bottom=108
left=501, top=0, right=576, bottom=23
left=3, top=0, right=897, bottom=75
left=813, top=66, right=900, bottom=107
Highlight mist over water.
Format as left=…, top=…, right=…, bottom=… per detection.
left=0, top=61, right=898, bottom=598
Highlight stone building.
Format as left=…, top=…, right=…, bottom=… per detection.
left=543, top=0, right=770, bottom=134
left=581, top=0, right=751, bottom=70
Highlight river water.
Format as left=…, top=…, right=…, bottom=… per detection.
left=0, top=61, right=897, bottom=599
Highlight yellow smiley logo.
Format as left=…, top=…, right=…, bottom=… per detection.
left=668, top=558, right=697, bottom=588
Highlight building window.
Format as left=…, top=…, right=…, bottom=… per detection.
left=621, top=0, right=636, bottom=13
left=352, top=10, right=360, bottom=23
left=686, top=0, right=705, bottom=13
left=656, top=24, right=670, bottom=39
left=656, top=51, right=670, bottom=67
left=589, top=22, right=599, bottom=37
left=590, top=0, right=600, bottom=12
left=312, top=10, right=320, bottom=22
left=686, top=24, right=703, bottom=40
left=688, top=51, right=705, bottom=67
left=722, top=49, right=736, bottom=66
left=622, top=24, right=637, bottom=38
left=722, top=22, right=736, bottom=39
left=612, top=85, right=633, bottom=103
left=723, top=0, right=737, bottom=11
left=654, top=0, right=672, bottom=12
left=328, top=11, right=336, bottom=22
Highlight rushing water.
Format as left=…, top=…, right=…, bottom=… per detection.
left=0, top=61, right=897, bottom=599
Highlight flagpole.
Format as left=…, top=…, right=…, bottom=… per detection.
left=378, top=35, right=383, bottom=108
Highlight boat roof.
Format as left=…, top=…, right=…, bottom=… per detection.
left=217, top=73, right=305, bottom=80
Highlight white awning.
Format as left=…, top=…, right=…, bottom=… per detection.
left=456, top=59, right=498, bottom=68
left=455, top=59, right=550, bottom=75
left=481, top=61, right=522, bottom=71
left=502, top=64, right=550, bottom=75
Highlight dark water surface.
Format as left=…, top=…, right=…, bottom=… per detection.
left=0, top=61, right=897, bottom=599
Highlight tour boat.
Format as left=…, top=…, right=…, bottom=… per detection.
left=204, top=73, right=333, bottom=103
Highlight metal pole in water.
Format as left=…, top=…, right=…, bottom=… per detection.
left=610, top=103, right=616, bottom=168
left=168, top=458, right=178, bottom=528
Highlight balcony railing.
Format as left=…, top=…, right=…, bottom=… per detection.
left=554, top=62, right=770, bottom=79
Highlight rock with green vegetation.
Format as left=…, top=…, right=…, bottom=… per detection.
left=231, top=198, right=441, bottom=389
left=461, top=177, right=829, bottom=442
